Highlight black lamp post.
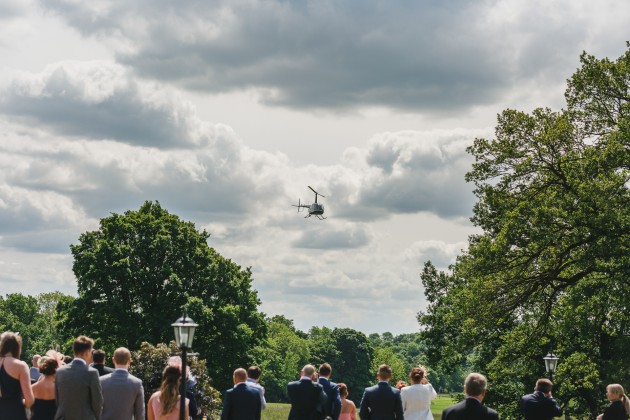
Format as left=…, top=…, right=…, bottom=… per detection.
left=543, top=351, right=559, bottom=382
left=172, top=313, right=198, bottom=420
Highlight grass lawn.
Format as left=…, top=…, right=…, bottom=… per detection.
left=262, top=394, right=456, bottom=420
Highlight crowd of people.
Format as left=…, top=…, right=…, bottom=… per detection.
left=2, top=330, right=630, bottom=419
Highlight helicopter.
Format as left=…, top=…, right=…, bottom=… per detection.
left=293, top=186, right=327, bottom=219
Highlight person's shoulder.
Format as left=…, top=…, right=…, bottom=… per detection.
left=99, top=372, right=112, bottom=382
left=485, top=405, right=499, bottom=418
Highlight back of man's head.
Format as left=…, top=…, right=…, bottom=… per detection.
left=92, top=349, right=106, bottom=364
left=319, top=363, right=332, bottom=377
left=32, top=354, right=41, bottom=366
left=377, top=364, right=392, bottom=381
left=113, top=347, right=131, bottom=367
left=73, top=335, right=94, bottom=357
left=535, top=378, right=553, bottom=394
left=302, top=364, right=316, bottom=377
left=247, top=365, right=262, bottom=380
left=234, top=368, right=247, bottom=383
left=464, top=373, right=487, bottom=398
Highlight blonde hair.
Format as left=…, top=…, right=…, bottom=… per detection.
left=608, top=384, right=630, bottom=414
left=159, top=366, right=181, bottom=416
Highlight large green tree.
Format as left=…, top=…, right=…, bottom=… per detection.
left=63, top=201, right=267, bottom=390
left=419, top=45, right=630, bottom=418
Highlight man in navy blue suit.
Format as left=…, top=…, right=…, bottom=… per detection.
left=318, top=363, right=342, bottom=420
left=359, top=364, right=404, bottom=420
left=288, top=364, right=328, bottom=420
left=221, top=368, right=262, bottom=420
left=442, top=373, right=498, bottom=420
left=520, top=378, right=562, bottom=420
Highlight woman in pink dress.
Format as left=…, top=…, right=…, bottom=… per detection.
left=338, top=383, right=357, bottom=420
left=148, top=366, right=189, bottom=420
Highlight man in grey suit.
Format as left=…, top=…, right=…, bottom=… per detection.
left=55, top=335, right=104, bottom=420
left=100, top=347, right=145, bottom=420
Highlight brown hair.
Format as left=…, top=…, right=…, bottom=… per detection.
left=338, top=383, right=349, bottom=398
left=0, top=332, right=22, bottom=358
left=535, top=378, right=553, bottom=394
left=73, top=336, right=94, bottom=356
left=247, top=366, right=262, bottom=380
left=319, top=363, right=332, bottom=377
left=38, top=356, right=59, bottom=376
left=159, top=366, right=181, bottom=415
left=378, top=364, right=393, bottom=381
left=113, top=347, right=131, bottom=366
left=409, top=367, right=425, bottom=384
left=464, top=373, right=487, bottom=397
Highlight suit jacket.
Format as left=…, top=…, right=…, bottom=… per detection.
left=319, top=377, right=342, bottom=420
left=520, top=391, right=562, bottom=420
left=93, top=364, right=114, bottom=377
left=287, top=378, right=328, bottom=420
left=441, top=397, right=498, bottom=420
left=221, top=382, right=262, bottom=420
left=99, top=369, right=145, bottom=420
left=359, top=382, right=404, bottom=420
left=54, top=359, right=104, bottom=420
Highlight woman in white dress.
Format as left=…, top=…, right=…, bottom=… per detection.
left=400, top=366, right=437, bottom=420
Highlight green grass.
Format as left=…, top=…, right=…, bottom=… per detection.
left=261, top=394, right=456, bottom=420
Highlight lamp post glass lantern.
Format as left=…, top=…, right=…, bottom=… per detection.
left=544, top=352, right=559, bottom=381
left=172, top=313, right=198, bottom=420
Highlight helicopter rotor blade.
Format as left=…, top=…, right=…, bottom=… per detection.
left=308, top=186, right=325, bottom=198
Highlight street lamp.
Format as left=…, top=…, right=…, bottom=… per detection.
left=172, top=312, right=198, bottom=420
left=543, top=351, right=559, bottom=382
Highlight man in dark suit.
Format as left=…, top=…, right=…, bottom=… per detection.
left=442, top=373, right=498, bottom=420
left=520, top=378, right=562, bottom=420
left=318, top=363, right=342, bottom=420
left=92, top=349, right=114, bottom=377
left=359, top=364, right=404, bottom=420
left=55, top=335, right=104, bottom=420
left=221, top=368, right=262, bottom=420
left=288, top=364, right=328, bottom=420
left=100, top=347, right=145, bottom=420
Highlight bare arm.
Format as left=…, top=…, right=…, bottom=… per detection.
left=18, top=361, right=34, bottom=408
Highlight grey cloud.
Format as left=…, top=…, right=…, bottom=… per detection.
left=37, top=0, right=591, bottom=113
left=292, top=223, right=371, bottom=249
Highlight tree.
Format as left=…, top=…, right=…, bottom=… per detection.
left=64, top=201, right=267, bottom=390
left=419, top=45, right=630, bottom=418
left=371, top=347, right=407, bottom=384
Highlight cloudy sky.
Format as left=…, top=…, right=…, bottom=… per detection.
left=0, top=0, right=628, bottom=335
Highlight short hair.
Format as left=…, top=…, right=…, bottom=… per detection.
left=38, top=356, right=59, bottom=376
left=0, top=332, right=22, bottom=358
left=338, top=383, right=349, bottom=398
left=302, top=364, right=316, bottom=377
left=319, top=363, right=332, bottom=377
left=64, top=355, right=74, bottom=364
left=32, top=354, right=41, bottom=365
left=535, top=378, right=553, bottom=393
left=464, top=373, right=487, bottom=397
left=247, top=366, right=262, bottom=380
left=73, top=335, right=94, bottom=356
left=113, top=347, right=131, bottom=365
left=92, top=349, right=106, bottom=364
left=234, top=368, right=247, bottom=382
left=378, top=364, right=392, bottom=381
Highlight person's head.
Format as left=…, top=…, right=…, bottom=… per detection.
left=338, top=383, right=349, bottom=399
left=159, top=366, right=182, bottom=415
left=247, top=365, right=262, bottom=381
left=409, top=367, right=426, bottom=384
left=234, top=368, right=247, bottom=384
left=38, top=356, right=59, bottom=377
left=396, top=380, right=408, bottom=390
left=319, top=363, right=332, bottom=378
left=606, top=384, right=630, bottom=414
left=301, top=364, right=316, bottom=378
left=377, top=364, right=393, bottom=382
left=63, top=355, right=74, bottom=364
left=72, top=335, right=94, bottom=361
left=464, top=373, right=488, bottom=400
left=32, top=354, right=41, bottom=367
left=0, top=332, right=22, bottom=358
left=92, top=349, right=106, bottom=364
left=535, top=378, right=553, bottom=395
left=112, top=347, right=132, bottom=368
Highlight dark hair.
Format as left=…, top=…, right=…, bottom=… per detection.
left=396, top=380, right=408, bottom=390
left=338, top=383, right=349, bottom=398
left=247, top=365, right=262, bottom=380
left=159, top=366, right=181, bottom=415
left=319, top=363, right=332, bottom=377
left=464, top=373, right=487, bottom=397
left=92, top=349, right=106, bottom=364
left=64, top=355, right=74, bottom=364
left=73, top=335, right=94, bottom=356
left=378, top=364, right=392, bottom=381
left=535, top=378, right=553, bottom=394
left=38, top=356, right=59, bottom=376
left=409, top=367, right=425, bottom=384
left=0, top=332, right=21, bottom=358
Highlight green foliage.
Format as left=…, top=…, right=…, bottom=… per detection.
left=63, top=201, right=267, bottom=390
left=418, top=44, right=630, bottom=419
left=371, top=347, right=407, bottom=384
left=130, top=341, right=222, bottom=420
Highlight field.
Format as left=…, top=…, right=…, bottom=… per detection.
left=262, top=394, right=456, bottom=420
